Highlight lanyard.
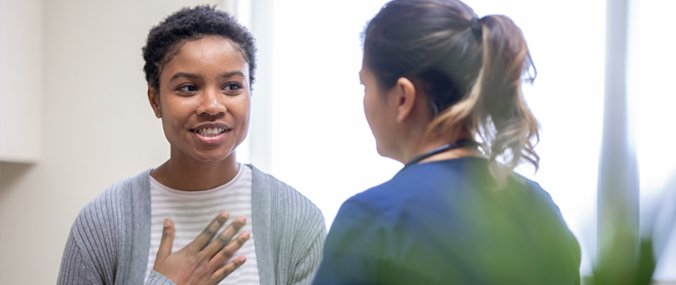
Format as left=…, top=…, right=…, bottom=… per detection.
left=405, top=139, right=476, bottom=167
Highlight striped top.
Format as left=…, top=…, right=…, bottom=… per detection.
left=146, top=165, right=259, bottom=284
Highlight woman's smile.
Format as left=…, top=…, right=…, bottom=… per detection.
left=190, top=123, right=232, bottom=145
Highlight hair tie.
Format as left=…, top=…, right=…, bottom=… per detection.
left=470, top=17, right=483, bottom=40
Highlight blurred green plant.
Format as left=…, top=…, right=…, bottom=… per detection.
left=587, top=175, right=676, bottom=285
left=589, top=237, right=656, bottom=285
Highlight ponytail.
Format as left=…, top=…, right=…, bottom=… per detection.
left=425, top=14, right=539, bottom=183
left=476, top=15, right=539, bottom=181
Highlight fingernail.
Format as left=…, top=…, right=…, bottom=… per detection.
left=216, top=211, right=229, bottom=222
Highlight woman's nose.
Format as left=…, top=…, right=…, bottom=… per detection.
left=196, top=88, right=226, bottom=118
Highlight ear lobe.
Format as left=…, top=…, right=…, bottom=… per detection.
left=394, top=77, right=417, bottom=123
left=147, top=86, right=162, bottom=118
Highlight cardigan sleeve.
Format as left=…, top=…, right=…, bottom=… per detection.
left=57, top=196, right=184, bottom=285
left=57, top=196, right=120, bottom=285
left=57, top=228, right=103, bottom=284
left=56, top=178, right=135, bottom=285
left=145, top=270, right=176, bottom=285
left=288, top=214, right=326, bottom=285
left=248, top=164, right=327, bottom=285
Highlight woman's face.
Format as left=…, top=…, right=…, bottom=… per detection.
left=360, top=62, right=398, bottom=159
left=149, top=35, right=250, bottom=164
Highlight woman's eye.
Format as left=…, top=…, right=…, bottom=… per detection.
left=178, top=84, right=198, bottom=94
left=223, top=83, right=243, bottom=93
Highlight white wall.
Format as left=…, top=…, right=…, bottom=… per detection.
left=0, top=0, right=42, bottom=162
left=0, top=0, right=222, bottom=283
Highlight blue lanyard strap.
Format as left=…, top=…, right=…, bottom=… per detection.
left=404, top=139, right=476, bottom=167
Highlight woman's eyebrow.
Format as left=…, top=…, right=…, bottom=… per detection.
left=218, top=71, right=245, bottom=80
left=169, top=72, right=200, bottom=82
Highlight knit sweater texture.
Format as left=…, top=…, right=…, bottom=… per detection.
left=57, top=164, right=326, bottom=285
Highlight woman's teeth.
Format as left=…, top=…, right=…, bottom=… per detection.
left=196, top=127, right=226, bottom=136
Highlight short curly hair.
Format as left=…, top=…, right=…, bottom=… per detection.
left=142, top=5, right=257, bottom=91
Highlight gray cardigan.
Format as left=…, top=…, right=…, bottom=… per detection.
left=57, top=164, right=326, bottom=285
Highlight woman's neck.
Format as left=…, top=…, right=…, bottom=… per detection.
left=151, top=156, right=240, bottom=191
left=406, top=139, right=481, bottom=165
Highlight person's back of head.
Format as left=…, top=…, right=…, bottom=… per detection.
left=362, top=0, right=539, bottom=184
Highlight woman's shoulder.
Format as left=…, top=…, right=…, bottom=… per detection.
left=338, top=179, right=410, bottom=222
left=65, top=170, right=148, bottom=252
left=90, top=169, right=150, bottom=204
left=247, top=164, right=296, bottom=192
left=505, top=174, right=560, bottom=209
left=74, top=169, right=151, bottom=225
left=247, top=164, right=325, bottom=220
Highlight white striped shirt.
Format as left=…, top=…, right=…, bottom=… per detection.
left=146, top=165, right=260, bottom=284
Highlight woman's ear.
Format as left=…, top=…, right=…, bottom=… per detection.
left=393, top=77, right=417, bottom=123
left=148, top=86, right=162, bottom=118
